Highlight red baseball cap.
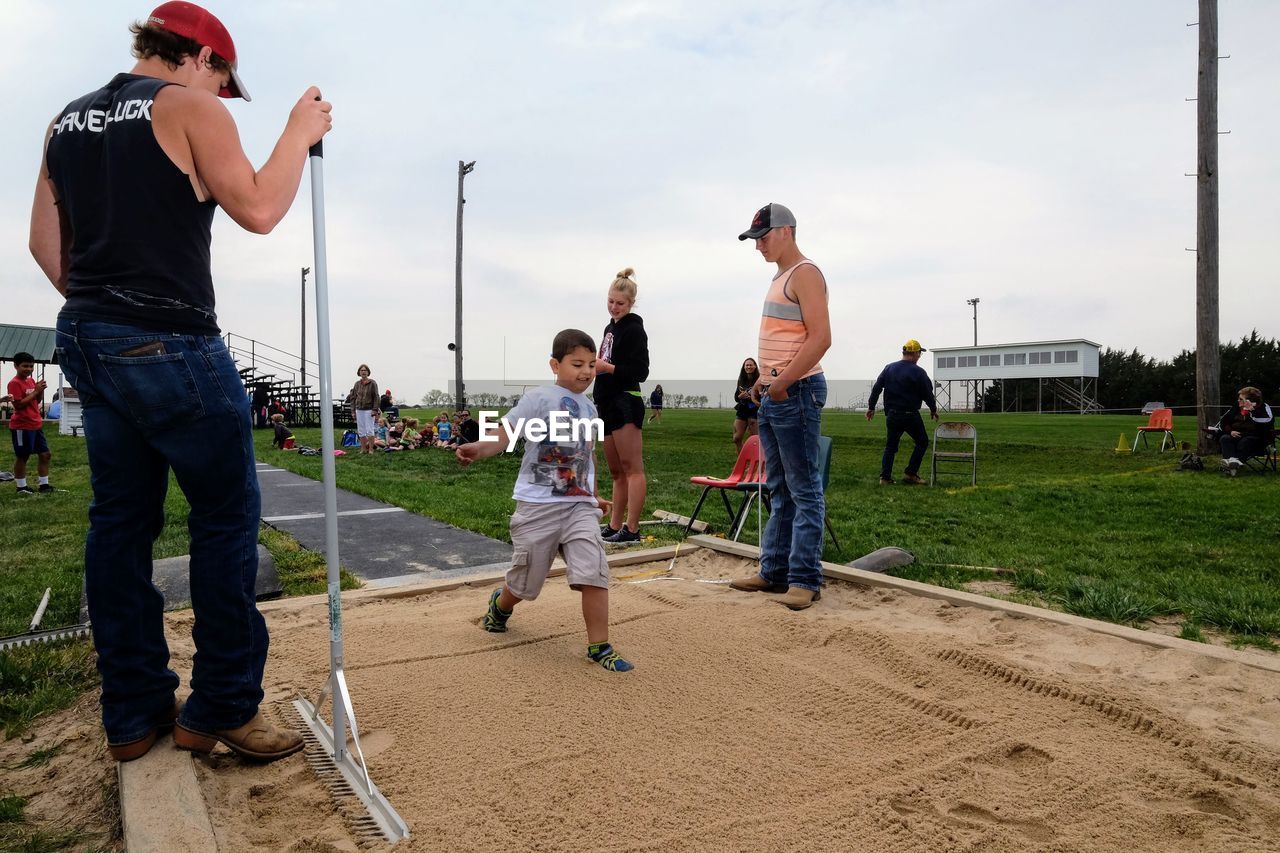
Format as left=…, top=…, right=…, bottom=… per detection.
left=146, top=2, right=250, bottom=102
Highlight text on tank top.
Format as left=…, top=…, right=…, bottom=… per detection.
left=46, top=74, right=219, bottom=334
left=758, top=259, right=826, bottom=380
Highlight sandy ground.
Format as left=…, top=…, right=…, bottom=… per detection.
left=6, top=549, right=1280, bottom=852
left=0, top=691, right=123, bottom=852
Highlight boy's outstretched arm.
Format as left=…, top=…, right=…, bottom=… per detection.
left=456, top=425, right=511, bottom=466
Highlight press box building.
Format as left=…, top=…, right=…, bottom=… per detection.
left=931, top=339, right=1101, bottom=413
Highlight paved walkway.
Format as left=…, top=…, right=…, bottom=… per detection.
left=254, top=460, right=512, bottom=588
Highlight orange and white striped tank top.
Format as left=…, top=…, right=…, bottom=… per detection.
left=758, top=259, right=826, bottom=380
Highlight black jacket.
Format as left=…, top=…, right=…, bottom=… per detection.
left=1221, top=401, right=1275, bottom=441
left=595, top=313, right=649, bottom=401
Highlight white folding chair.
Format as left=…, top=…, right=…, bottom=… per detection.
left=931, top=422, right=977, bottom=486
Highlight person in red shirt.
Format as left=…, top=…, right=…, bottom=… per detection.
left=7, top=352, right=53, bottom=494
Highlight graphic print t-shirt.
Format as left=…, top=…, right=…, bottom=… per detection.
left=508, top=385, right=598, bottom=504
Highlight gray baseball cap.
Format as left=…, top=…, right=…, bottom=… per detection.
left=738, top=203, right=797, bottom=240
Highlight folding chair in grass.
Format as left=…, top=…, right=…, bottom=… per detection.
left=731, top=435, right=843, bottom=554
left=683, top=435, right=766, bottom=537
left=1240, top=434, right=1278, bottom=475
left=931, top=422, right=977, bottom=486
left=1132, top=408, right=1175, bottom=452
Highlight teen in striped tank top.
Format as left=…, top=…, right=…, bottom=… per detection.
left=727, top=204, right=831, bottom=611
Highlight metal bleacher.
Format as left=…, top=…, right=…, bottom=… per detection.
left=224, top=332, right=354, bottom=428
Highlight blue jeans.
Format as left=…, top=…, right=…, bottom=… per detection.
left=55, top=317, right=266, bottom=745
left=756, top=374, right=827, bottom=591
left=881, top=411, right=929, bottom=478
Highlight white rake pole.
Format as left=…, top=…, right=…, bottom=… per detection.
left=296, top=130, right=409, bottom=843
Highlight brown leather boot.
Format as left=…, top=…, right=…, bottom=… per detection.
left=108, top=700, right=182, bottom=762
left=778, top=586, right=821, bottom=610
left=728, top=574, right=788, bottom=594
left=174, top=712, right=304, bottom=762
left=902, top=473, right=926, bottom=485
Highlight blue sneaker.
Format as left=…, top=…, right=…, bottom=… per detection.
left=587, top=642, right=634, bottom=672
left=482, top=588, right=512, bottom=633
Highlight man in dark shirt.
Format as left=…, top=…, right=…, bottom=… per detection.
left=30, top=2, right=331, bottom=764
left=866, top=340, right=939, bottom=485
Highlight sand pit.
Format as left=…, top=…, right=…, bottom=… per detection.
left=165, top=547, right=1280, bottom=852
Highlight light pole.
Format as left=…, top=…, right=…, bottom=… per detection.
left=966, top=297, right=980, bottom=411
left=454, top=160, right=476, bottom=414
left=301, top=266, right=310, bottom=395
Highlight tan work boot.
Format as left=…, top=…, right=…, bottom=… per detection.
left=778, top=586, right=821, bottom=610
left=175, top=712, right=304, bottom=762
left=902, top=473, right=926, bottom=485
left=108, top=700, right=182, bottom=762
left=728, top=574, right=788, bottom=594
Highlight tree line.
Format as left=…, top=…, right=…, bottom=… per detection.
left=979, top=331, right=1279, bottom=413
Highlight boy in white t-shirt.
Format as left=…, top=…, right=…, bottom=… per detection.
left=457, top=329, right=632, bottom=672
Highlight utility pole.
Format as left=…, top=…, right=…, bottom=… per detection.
left=1194, top=0, right=1220, bottom=454
left=300, top=266, right=310, bottom=395
left=454, top=160, right=476, bottom=414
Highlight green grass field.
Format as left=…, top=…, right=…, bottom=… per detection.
left=261, top=407, right=1279, bottom=647
left=0, top=409, right=1276, bottom=724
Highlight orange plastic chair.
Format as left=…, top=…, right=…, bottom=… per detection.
left=1132, top=408, right=1175, bottom=452
left=684, top=436, right=766, bottom=536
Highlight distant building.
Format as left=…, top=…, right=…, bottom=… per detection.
left=931, top=339, right=1101, bottom=413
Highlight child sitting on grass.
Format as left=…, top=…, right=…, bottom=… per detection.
left=434, top=414, right=453, bottom=447
left=270, top=413, right=295, bottom=449
left=400, top=417, right=420, bottom=448
left=417, top=421, right=435, bottom=447
left=456, top=328, right=632, bottom=672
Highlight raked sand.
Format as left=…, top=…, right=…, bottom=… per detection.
left=7, top=548, right=1278, bottom=852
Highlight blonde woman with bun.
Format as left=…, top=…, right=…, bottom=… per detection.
left=595, top=268, right=650, bottom=544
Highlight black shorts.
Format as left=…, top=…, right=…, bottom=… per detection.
left=600, top=394, right=645, bottom=436
left=10, top=427, right=50, bottom=458
left=734, top=403, right=758, bottom=421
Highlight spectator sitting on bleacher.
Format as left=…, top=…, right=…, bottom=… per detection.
left=270, top=414, right=295, bottom=450
left=380, top=390, right=399, bottom=422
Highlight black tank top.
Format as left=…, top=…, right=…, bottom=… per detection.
left=48, top=74, right=219, bottom=334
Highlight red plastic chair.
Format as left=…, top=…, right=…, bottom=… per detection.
left=684, top=436, right=766, bottom=536
left=1132, top=408, right=1175, bottom=452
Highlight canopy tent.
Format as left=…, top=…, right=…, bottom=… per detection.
left=0, top=323, right=57, bottom=365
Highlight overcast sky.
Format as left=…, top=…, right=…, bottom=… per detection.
left=3, top=1, right=1276, bottom=403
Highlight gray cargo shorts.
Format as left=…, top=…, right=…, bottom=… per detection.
left=506, top=500, right=610, bottom=600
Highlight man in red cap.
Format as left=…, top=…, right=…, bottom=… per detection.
left=29, top=3, right=332, bottom=763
